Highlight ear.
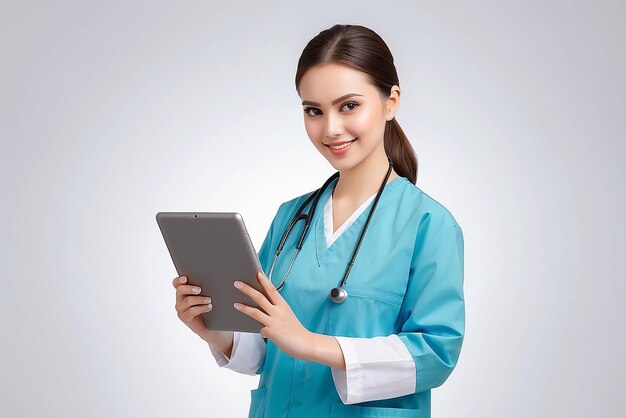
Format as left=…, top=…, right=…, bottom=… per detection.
left=385, top=85, right=401, bottom=121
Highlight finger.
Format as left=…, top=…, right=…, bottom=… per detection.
left=178, top=304, right=212, bottom=324
left=234, top=303, right=271, bottom=325
left=233, top=280, right=274, bottom=313
left=257, top=271, right=284, bottom=306
left=172, top=275, right=188, bottom=288
left=176, top=283, right=203, bottom=306
left=179, top=295, right=212, bottom=313
left=176, top=293, right=207, bottom=315
left=259, top=326, right=271, bottom=339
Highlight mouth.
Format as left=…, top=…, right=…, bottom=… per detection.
left=324, top=138, right=358, bottom=150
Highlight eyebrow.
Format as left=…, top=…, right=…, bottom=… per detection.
left=301, top=93, right=364, bottom=107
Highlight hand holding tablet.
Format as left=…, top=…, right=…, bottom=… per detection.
left=157, top=212, right=269, bottom=333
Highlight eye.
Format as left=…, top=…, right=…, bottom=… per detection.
left=303, top=107, right=322, bottom=116
left=340, top=101, right=359, bottom=111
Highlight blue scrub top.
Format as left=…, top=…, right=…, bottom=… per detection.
left=250, top=175, right=465, bottom=418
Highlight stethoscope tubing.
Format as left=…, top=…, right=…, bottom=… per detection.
left=337, top=159, right=392, bottom=289
left=269, top=158, right=393, bottom=302
left=270, top=172, right=340, bottom=291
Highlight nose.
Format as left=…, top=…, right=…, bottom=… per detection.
left=324, top=112, right=344, bottom=139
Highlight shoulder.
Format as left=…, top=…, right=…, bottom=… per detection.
left=279, top=190, right=316, bottom=212
left=393, top=177, right=462, bottom=241
left=268, top=189, right=317, bottom=231
left=277, top=189, right=316, bottom=216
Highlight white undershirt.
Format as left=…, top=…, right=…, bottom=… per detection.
left=208, top=191, right=416, bottom=404
left=323, top=190, right=377, bottom=247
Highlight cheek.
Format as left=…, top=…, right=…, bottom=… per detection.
left=304, top=119, right=322, bottom=141
left=350, top=107, right=384, bottom=138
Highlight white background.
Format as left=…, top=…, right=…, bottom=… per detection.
left=1, top=1, right=625, bottom=417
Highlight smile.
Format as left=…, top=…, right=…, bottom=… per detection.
left=325, top=138, right=357, bottom=150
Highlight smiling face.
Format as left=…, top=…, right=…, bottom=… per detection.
left=298, top=62, right=399, bottom=173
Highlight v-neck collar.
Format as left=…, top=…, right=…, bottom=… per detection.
left=313, top=175, right=407, bottom=267
left=324, top=190, right=377, bottom=247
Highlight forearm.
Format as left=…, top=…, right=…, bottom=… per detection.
left=201, top=330, right=235, bottom=359
left=303, top=332, right=346, bottom=370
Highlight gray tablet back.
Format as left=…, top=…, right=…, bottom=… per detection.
left=156, top=212, right=266, bottom=333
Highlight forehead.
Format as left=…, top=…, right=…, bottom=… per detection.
left=299, top=63, right=377, bottom=102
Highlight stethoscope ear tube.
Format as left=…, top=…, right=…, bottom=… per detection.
left=277, top=213, right=307, bottom=256
left=296, top=223, right=310, bottom=249
left=275, top=247, right=300, bottom=291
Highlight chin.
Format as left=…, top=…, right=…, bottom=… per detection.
left=325, top=157, right=360, bottom=173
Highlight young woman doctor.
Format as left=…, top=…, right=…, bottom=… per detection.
left=172, top=24, right=464, bottom=418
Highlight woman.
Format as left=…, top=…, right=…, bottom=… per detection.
left=173, top=24, right=464, bottom=418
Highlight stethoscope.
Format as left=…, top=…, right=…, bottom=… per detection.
left=267, top=157, right=394, bottom=304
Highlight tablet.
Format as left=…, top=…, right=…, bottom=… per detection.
left=156, top=212, right=267, bottom=333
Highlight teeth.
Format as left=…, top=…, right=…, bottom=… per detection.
left=329, top=140, right=355, bottom=150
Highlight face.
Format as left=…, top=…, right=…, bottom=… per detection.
left=298, top=63, right=399, bottom=172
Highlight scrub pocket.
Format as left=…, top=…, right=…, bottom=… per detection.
left=329, top=402, right=419, bottom=417
left=248, top=387, right=267, bottom=418
left=328, top=285, right=404, bottom=337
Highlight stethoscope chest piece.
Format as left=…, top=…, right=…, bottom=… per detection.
left=329, top=287, right=348, bottom=304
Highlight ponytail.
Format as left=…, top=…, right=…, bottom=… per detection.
left=384, top=118, right=417, bottom=184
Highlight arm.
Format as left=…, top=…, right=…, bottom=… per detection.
left=305, top=225, right=465, bottom=404
left=303, top=334, right=346, bottom=370
left=396, top=225, right=465, bottom=392
left=208, top=331, right=268, bottom=375
left=202, top=330, right=235, bottom=358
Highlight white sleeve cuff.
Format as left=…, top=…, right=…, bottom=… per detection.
left=331, top=334, right=416, bottom=404
left=208, top=332, right=267, bottom=376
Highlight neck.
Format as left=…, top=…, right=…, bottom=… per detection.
left=332, top=146, right=399, bottom=203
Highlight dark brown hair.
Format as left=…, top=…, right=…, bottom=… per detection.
left=295, top=24, right=418, bottom=184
